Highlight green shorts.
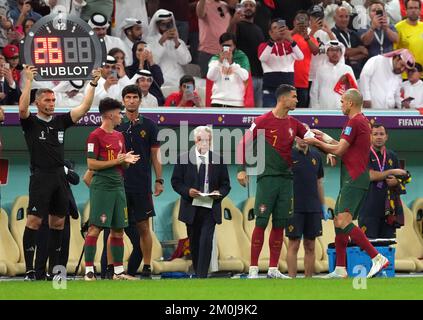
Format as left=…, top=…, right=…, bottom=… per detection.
left=254, top=176, right=293, bottom=228
left=89, top=187, right=128, bottom=229
left=334, top=185, right=367, bottom=220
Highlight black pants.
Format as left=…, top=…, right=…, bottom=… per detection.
left=186, top=207, right=216, bottom=278
left=35, top=215, right=70, bottom=279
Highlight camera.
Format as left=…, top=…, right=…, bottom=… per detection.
left=236, top=3, right=243, bottom=13
left=222, top=45, right=230, bottom=52
left=277, top=19, right=286, bottom=28
left=185, top=83, right=194, bottom=94
left=110, top=68, right=118, bottom=79
left=161, top=21, right=174, bottom=31
left=297, top=15, right=307, bottom=24
left=376, top=9, right=383, bottom=16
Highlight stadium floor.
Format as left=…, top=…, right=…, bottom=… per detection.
left=1, top=274, right=423, bottom=300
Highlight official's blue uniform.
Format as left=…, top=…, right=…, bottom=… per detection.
left=358, top=148, right=401, bottom=239
left=286, top=147, right=324, bottom=240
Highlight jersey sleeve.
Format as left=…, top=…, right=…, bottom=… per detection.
left=87, top=132, right=100, bottom=159
left=59, top=112, right=75, bottom=129
left=149, top=121, right=160, bottom=148
left=19, top=113, right=35, bottom=132
left=295, top=118, right=308, bottom=139
left=340, top=118, right=358, bottom=145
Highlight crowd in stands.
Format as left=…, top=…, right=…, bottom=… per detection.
left=0, top=0, right=422, bottom=109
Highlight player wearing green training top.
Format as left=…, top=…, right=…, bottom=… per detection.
left=83, top=97, right=140, bottom=281
left=237, top=84, right=308, bottom=279
left=304, top=88, right=389, bottom=279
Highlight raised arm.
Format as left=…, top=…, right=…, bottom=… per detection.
left=70, top=68, right=101, bottom=123
left=18, top=65, right=37, bottom=119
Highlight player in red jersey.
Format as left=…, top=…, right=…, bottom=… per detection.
left=305, top=88, right=389, bottom=278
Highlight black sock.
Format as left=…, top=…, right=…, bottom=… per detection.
left=143, top=264, right=151, bottom=271
left=47, top=229, right=63, bottom=275
left=23, top=227, right=38, bottom=272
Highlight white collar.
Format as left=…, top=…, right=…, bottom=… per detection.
left=195, top=147, right=209, bottom=163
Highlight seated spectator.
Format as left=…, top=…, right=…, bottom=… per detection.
left=332, top=6, right=368, bottom=79
left=319, top=0, right=353, bottom=29
left=146, top=9, right=192, bottom=87
left=2, top=44, right=22, bottom=86
left=207, top=32, right=249, bottom=107
left=259, top=19, right=304, bottom=107
left=22, top=17, right=35, bottom=36
left=0, top=52, right=20, bottom=105
left=360, top=48, right=415, bottom=109
left=52, top=80, right=86, bottom=108
left=46, top=0, right=86, bottom=15
left=310, top=40, right=357, bottom=109
left=117, top=18, right=143, bottom=53
left=10, top=0, right=42, bottom=27
left=132, top=69, right=159, bottom=108
left=110, top=0, right=148, bottom=38
left=399, top=63, right=423, bottom=108
left=80, top=0, right=113, bottom=23
left=0, top=1, right=13, bottom=49
left=358, top=1, right=399, bottom=58
left=165, top=75, right=202, bottom=107
left=88, top=13, right=132, bottom=66
left=85, top=55, right=132, bottom=106
left=126, top=40, right=165, bottom=105
left=108, top=48, right=126, bottom=67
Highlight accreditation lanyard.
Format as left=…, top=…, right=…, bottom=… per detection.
left=370, top=146, right=386, bottom=189
left=337, top=29, right=351, bottom=48
left=373, top=29, right=385, bottom=54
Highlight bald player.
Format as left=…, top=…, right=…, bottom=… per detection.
left=304, top=89, right=389, bottom=279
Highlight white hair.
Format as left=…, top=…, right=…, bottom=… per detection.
left=193, top=126, right=212, bottom=140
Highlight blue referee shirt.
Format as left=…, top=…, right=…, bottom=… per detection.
left=292, top=146, right=324, bottom=213
left=117, top=115, right=160, bottom=193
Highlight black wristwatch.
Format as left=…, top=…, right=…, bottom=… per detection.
left=155, top=178, right=164, bottom=185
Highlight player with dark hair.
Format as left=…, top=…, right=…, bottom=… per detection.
left=304, top=89, right=390, bottom=278
left=84, top=97, right=140, bottom=281
left=237, top=84, right=309, bottom=279
left=19, top=65, right=101, bottom=281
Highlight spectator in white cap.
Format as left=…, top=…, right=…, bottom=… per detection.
left=89, top=13, right=133, bottom=65
left=52, top=80, right=86, bottom=108
left=360, top=48, right=415, bottom=109
left=132, top=69, right=159, bottom=107
left=118, top=18, right=143, bottom=51
left=110, top=0, right=148, bottom=39
left=146, top=9, right=192, bottom=87
left=85, top=55, right=132, bottom=106
left=310, top=40, right=357, bottom=109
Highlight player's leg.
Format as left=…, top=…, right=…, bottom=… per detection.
left=133, top=193, right=155, bottom=278
left=267, top=177, right=292, bottom=279
left=303, top=212, right=322, bottom=277
left=46, top=174, right=70, bottom=277
left=287, top=238, right=300, bottom=278
left=286, top=213, right=304, bottom=278
left=23, top=173, right=51, bottom=280
left=84, top=224, right=102, bottom=280
left=110, top=188, right=136, bottom=280
left=248, top=177, right=277, bottom=278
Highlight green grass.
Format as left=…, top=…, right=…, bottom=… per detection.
left=1, top=277, right=423, bottom=300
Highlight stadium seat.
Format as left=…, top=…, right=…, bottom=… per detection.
left=172, top=198, right=188, bottom=240
left=395, top=204, right=423, bottom=272
left=241, top=197, right=288, bottom=272
left=9, top=195, right=29, bottom=275
left=411, top=198, right=423, bottom=238
left=215, top=197, right=250, bottom=273
left=0, top=208, right=24, bottom=276
left=150, top=217, right=192, bottom=274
